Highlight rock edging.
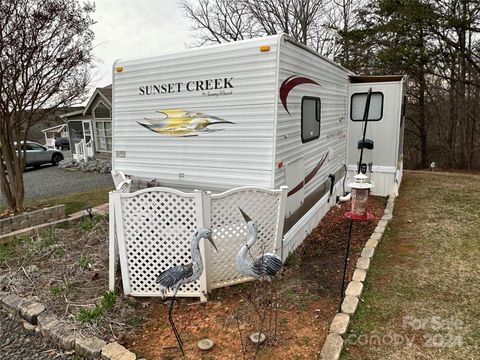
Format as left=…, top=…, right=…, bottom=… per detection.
left=319, top=195, right=396, bottom=360
left=0, top=291, right=136, bottom=359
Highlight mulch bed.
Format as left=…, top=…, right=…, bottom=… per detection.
left=125, top=197, right=386, bottom=359
left=0, top=197, right=385, bottom=359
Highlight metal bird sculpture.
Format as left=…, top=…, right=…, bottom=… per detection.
left=111, top=170, right=133, bottom=193
left=155, top=228, right=218, bottom=355
left=236, top=208, right=283, bottom=280
left=138, top=109, right=234, bottom=137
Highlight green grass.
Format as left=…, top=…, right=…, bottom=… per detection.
left=50, top=281, right=76, bottom=296
left=342, top=171, right=480, bottom=360
left=77, top=255, right=92, bottom=270
left=79, top=214, right=103, bottom=231
left=76, top=291, right=117, bottom=324
left=20, top=186, right=111, bottom=215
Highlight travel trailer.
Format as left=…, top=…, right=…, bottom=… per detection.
left=111, top=34, right=405, bottom=255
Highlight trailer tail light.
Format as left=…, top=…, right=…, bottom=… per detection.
left=260, top=45, right=270, bottom=52
left=115, top=66, right=124, bottom=73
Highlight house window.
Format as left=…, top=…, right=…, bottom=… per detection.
left=301, top=96, right=321, bottom=143
left=350, top=92, right=384, bottom=121
left=95, top=121, right=112, bottom=151
left=94, top=102, right=111, bottom=119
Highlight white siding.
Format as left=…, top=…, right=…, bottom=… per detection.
left=113, top=37, right=279, bottom=191
left=275, top=39, right=349, bottom=196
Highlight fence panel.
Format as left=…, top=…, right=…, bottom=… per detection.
left=208, top=186, right=287, bottom=289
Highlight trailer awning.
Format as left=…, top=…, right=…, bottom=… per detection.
left=349, top=75, right=405, bottom=83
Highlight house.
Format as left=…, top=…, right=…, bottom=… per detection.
left=61, top=85, right=112, bottom=160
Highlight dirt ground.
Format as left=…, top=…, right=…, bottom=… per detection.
left=342, top=171, right=480, bottom=360
left=125, top=197, right=385, bottom=360
left=0, top=197, right=385, bottom=359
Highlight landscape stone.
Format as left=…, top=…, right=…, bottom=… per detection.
left=341, top=296, right=359, bottom=315
left=374, top=226, right=385, bottom=233
left=382, top=213, right=393, bottom=221
left=365, top=238, right=379, bottom=248
left=361, top=247, right=374, bottom=258
left=356, top=257, right=370, bottom=270
left=370, top=232, right=382, bottom=240
left=101, top=342, right=136, bottom=360
left=37, top=310, right=59, bottom=337
left=76, top=336, right=107, bottom=359
left=20, top=302, right=45, bottom=324
left=345, top=281, right=363, bottom=297
left=377, top=219, right=388, bottom=228
left=49, top=323, right=78, bottom=350
left=320, top=333, right=343, bottom=360
left=2, top=293, right=25, bottom=314
left=22, top=320, right=37, bottom=332
left=383, top=208, right=392, bottom=215
left=0, top=291, right=8, bottom=301
left=329, top=313, right=350, bottom=335
left=352, top=269, right=366, bottom=282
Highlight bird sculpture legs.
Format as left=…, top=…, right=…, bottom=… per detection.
left=167, top=287, right=184, bottom=356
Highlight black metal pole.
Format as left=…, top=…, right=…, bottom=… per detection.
left=357, top=87, right=373, bottom=174
left=340, top=87, right=373, bottom=310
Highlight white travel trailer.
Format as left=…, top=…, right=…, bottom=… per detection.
left=111, top=34, right=404, bottom=257
left=346, top=76, right=406, bottom=196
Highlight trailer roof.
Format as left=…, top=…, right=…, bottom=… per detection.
left=349, top=75, right=405, bottom=83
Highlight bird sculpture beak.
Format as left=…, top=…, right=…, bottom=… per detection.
left=207, top=235, right=218, bottom=252
left=238, top=207, right=252, bottom=223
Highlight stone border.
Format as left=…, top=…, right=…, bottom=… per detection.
left=0, top=204, right=108, bottom=244
left=0, top=291, right=136, bottom=359
left=0, top=205, right=65, bottom=236
left=320, top=195, right=396, bottom=360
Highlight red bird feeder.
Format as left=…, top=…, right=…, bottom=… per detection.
left=345, top=173, right=374, bottom=220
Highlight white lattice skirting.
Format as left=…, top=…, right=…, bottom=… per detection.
left=109, top=186, right=288, bottom=301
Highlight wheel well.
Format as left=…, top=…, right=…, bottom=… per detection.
left=52, top=153, right=63, bottom=161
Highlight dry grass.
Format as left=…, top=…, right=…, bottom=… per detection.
left=343, top=171, right=480, bottom=360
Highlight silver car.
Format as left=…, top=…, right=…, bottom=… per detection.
left=21, top=141, right=64, bottom=168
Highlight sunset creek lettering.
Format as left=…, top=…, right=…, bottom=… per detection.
left=139, top=77, right=234, bottom=95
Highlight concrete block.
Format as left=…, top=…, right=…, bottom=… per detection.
left=365, top=238, right=379, bottom=248
left=374, top=226, right=385, bottom=234
left=345, top=281, right=363, bottom=297
left=341, top=296, right=359, bottom=315
left=370, top=232, right=382, bottom=240
left=101, top=342, right=136, bottom=360
left=361, top=247, right=374, bottom=259
left=329, top=313, right=350, bottom=336
left=49, top=323, right=78, bottom=350
left=320, top=333, right=344, bottom=360
left=2, top=293, right=25, bottom=314
left=382, top=213, right=393, bottom=221
left=37, top=310, right=59, bottom=337
left=76, top=337, right=107, bottom=359
left=20, top=302, right=45, bottom=324
left=377, top=219, right=388, bottom=228
left=352, top=269, right=366, bottom=282
left=356, top=257, right=370, bottom=270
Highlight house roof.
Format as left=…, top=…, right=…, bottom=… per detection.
left=42, top=124, right=68, bottom=133
left=83, top=85, right=112, bottom=116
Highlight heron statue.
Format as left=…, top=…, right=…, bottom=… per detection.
left=236, top=208, right=283, bottom=341
left=236, top=208, right=283, bottom=280
left=155, top=228, right=218, bottom=355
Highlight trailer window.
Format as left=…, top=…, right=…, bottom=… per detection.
left=301, top=96, right=321, bottom=143
left=350, top=92, right=383, bottom=121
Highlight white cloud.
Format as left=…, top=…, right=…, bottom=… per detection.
left=90, top=0, right=192, bottom=88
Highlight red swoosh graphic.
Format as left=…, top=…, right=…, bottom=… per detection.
left=280, top=76, right=321, bottom=114
left=288, top=153, right=329, bottom=197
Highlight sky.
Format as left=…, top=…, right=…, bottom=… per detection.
left=90, top=0, right=193, bottom=89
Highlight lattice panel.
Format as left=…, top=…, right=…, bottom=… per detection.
left=120, top=190, right=201, bottom=296
left=209, top=189, right=282, bottom=288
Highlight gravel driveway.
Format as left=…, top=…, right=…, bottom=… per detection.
left=0, top=310, right=74, bottom=359
left=0, top=164, right=113, bottom=207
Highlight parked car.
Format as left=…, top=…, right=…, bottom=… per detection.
left=18, top=141, right=64, bottom=168
left=55, top=137, right=70, bottom=150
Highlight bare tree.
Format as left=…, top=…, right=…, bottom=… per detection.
left=0, top=0, right=95, bottom=213
left=180, top=0, right=338, bottom=55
